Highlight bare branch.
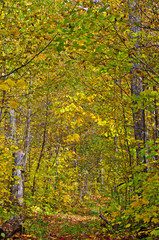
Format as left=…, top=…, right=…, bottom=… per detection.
left=0, top=35, right=57, bottom=79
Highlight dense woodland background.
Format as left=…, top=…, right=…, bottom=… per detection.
left=0, top=0, right=159, bottom=239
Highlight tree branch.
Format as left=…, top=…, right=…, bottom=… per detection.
left=99, top=210, right=110, bottom=225
left=0, top=35, right=57, bottom=79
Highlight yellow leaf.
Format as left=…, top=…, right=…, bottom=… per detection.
left=73, top=133, right=80, bottom=142
left=125, top=223, right=131, bottom=228
left=131, top=201, right=138, bottom=208
left=66, top=133, right=80, bottom=143
left=143, top=216, right=150, bottom=223
left=111, top=211, right=118, bottom=218
left=9, top=100, right=19, bottom=109
left=78, top=40, right=84, bottom=46
left=98, top=120, right=106, bottom=126
left=135, top=215, right=141, bottom=222
left=152, top=218, right=159, bottom=224
left=0, top=83, right=9, bottom=91
left=16, top=79, right=26, bottom=89
left=142, top=198, right=149, bottom=205
left=6, top=79, right=15, bottom=87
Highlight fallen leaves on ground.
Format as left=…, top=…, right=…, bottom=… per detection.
left=12, top=213, right=137, bottom=240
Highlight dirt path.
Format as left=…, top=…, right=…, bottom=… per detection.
left=7, top=214, right=138, bottom=239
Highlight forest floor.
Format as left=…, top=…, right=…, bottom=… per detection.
left=9, top=213, right=139, bottom=240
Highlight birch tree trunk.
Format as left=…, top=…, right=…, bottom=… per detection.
left=10, top=109, right=17, bottom=142
left=23, top=107, right=31, bottom=171
left=11, top=150, right=25, bottom=206
left=9, top=106, right=26, bottom=206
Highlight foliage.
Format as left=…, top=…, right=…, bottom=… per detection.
left=0, top=0, right=159, bottom=239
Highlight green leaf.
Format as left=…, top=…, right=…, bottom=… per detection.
left=125, top=223, right=131, bottom=228
left=99, top=7, right=108, bottom=13
left=150, top=230, right=159, bottom=236
left=1, top=233, right=5, bottom=238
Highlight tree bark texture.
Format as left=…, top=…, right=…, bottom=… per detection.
left=11, top=151, right=25, bottom=206
left=129, top=0, right=146, bottom=164
left=0, top=217, right=23, bottom=239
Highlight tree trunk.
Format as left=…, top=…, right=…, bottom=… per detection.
left=0, top=90, right=5, bottom=125
left=0, top=217, right=23, bottom=239
left=129, top=0, right=146, bottom=164
left=32, top=94, right=49, bottom=196
left=153, top=86, right=159, bottom=161
left=0, top=151, right=26, bottom=239
left=10, top=109, right=17, bottom=143
left=24, top=107, right=31, bottom=171
left=11, top=150, right=25, bottom=206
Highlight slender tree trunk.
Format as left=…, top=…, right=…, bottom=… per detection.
left=129, top=0, right=146, bottom=164
left=10, top=109, right=17, bottom=143
left=153, top=86, right=159, bottom=160
left=23, top=78, right=32, bottom=171
left=120, top=84, right=132, bottom=166
left=100, top=157, right=104, bottom=186
left=0, top=90, right=5, bottom=125
left=23, top=107, right=31, bottom=171
left=11, top=150, right=25, bottom=206
left=80, top=172, right=88, bottom=199
left=32, top=94, right=49, bottom=196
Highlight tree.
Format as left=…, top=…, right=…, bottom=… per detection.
left=128, top=0, right=146, bottom=164
left=0, top=0, right=158, bottom=238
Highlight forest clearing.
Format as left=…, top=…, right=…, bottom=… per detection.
left=0, top=0, right=159, bottom=239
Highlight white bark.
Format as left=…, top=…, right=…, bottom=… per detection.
left=23, top=108, right=31, bottom=170
left=10, top=109, right=17, bottom=143
left=12, top=150, right=25, bottom=206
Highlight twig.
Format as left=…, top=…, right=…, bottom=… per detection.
left=99, top=210, right=110, bottom=225
left=0, top=34, right=57, bottom=79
